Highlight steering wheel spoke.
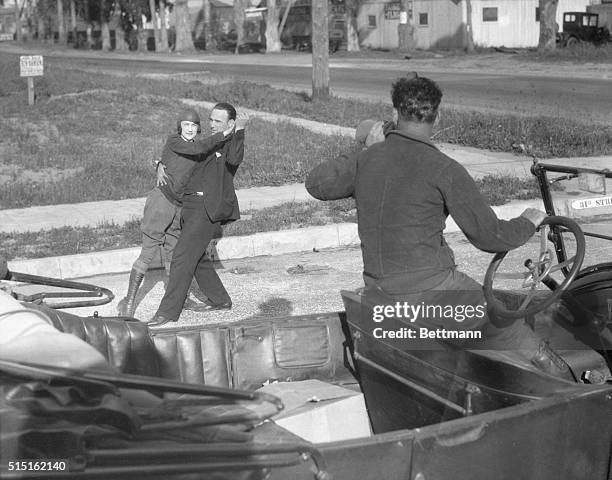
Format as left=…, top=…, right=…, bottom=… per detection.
left=483, top=216, right=585, bottom=319
left=519, top=285, right=539, bottom=310
left=546, top=256, right=576, bottom=275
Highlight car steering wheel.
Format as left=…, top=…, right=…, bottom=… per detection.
left=483, top=216, right=585, bottom=319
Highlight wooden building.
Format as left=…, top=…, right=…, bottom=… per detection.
left=358, top=0, right=596, bottom=50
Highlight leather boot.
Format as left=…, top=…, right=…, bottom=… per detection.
left=530, top=341, right=576, bottom=382
left=118, top=269, right=145, bottom=317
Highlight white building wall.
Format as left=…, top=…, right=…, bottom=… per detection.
left=358, top=1, right=400, bottom=49
left=358, top=0, right=464, bottom=50
left=471, top=0, right=593, bottom=48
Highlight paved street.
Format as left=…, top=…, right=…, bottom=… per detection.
left=10, top=227, right=610, bottom=327
left=2, top=43, right=611, bottom=123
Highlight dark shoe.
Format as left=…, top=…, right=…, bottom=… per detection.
left=118, top=269, right=145, bottom=317
left=147, top=314, right=177, bottom=327
left=185, top=300, right=232, bottom=313
left=183, top=296, right=204, bottom=310
left=530, top=341, right=576, bottom=381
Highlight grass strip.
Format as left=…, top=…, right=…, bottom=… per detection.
left=1, top=51, right=608, bottom=209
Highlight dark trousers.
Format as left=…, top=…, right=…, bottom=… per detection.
left=155, top=196, right=230, bottom=321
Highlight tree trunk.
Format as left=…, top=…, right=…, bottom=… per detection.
left=344, top=0, right=359, bottom=52
left=278, top=0, right=294, bottom=42
left=311, top=0, right=329, bottom=99
left=101, top=22, right=111, bottom=50
left=538, top=0, right=558, bottom=51
left=233, top=0, right=245, bottom=53
left=174, top=0, right=195, bottom=52
left=70, top=0, right=77, bottom=45
left=137, top=15, right=148, bottom=52
left=265, top=0, right=281, bottom=52
left=57, top=0, right=66, bottom=43
left=149, top=0, right=161, bottom=51
left=37, top=12, right=45, bottom=41
left=160, top=0, right=169, bottom=51
left=464, top=0, right=474, bottom=52
left=115, top=23, right=128, bottom=51
left=113, top=1, right=128, bottom=51
left=15, top=0, right=22, bottom=42
left=24, top=0, right=35, bottom=41
left=203, top=0, right=215, bottom=49
left=100, top=0, right=111, bottom=50
left=84, top=0, right=93, bottom=48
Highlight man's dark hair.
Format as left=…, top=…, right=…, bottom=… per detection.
left=212, top=102, right=237, bottom=121
left=391, top=74, right=442, bottom=123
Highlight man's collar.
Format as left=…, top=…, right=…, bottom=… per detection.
left=386, top=130, right=437, bottom=149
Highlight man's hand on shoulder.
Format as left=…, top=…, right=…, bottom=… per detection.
left=235, top=112, right=249, bottom=131
left=156, top=163, right=168, bottom=187
left=520, top=208, right=547, bottom=228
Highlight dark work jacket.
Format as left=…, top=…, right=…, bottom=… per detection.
left=158, top=132, right=226, bottom=206
left=305, top=130, right=536, bottom=294
left=184, top=129, right=245, bottom=223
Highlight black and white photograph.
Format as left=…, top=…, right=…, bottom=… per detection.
left=1, top=0, right=611, bottom=477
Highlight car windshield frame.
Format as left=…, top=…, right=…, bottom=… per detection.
left=531, top=161, right=612, bottom=272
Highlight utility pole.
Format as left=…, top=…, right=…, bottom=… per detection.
left=311, top=0, right=330, bottom=100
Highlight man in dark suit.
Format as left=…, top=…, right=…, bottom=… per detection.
left=148, top=103, right=248, bottom=326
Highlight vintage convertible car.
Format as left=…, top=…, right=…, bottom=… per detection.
left=1, top=161, right=611, bottom=479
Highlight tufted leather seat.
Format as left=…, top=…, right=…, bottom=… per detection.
left=31, top=305, right=160, bottom=377
left=151, top=328, right=232, bottom=387
left=33, top=304, right=357, bottom=390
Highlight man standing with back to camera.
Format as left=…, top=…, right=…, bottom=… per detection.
left=306, top=73, right=573, bottom=379
left=149, top=103, right=248, bottom=327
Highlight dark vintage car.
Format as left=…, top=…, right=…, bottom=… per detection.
left=1, top=161, right=611, bottom=479
left=557, top=12, right=612, bottom=47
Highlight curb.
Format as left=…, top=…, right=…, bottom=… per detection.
left=7, top=200, right=541, bottom=279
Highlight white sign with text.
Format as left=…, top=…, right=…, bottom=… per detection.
left=20, top=55, right=44, bottom=77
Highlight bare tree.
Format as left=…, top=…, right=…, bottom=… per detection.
left=264, top=0, right=281, bottom=52
left=159, top=0, right=169, bottom=51
left=69, top=0, right=77, bottom=45
left=14, top=0, right=23, bottom=41
left=174, top=0, right=195, bottom=51
left=83, top=0, right=93, bottom=48
left=56, top=0, right=66, bottom=43
left=233, top=0, right=245, bottom=53
left=278, top=0, right=294, bottom=40
left=149, top=0, right=162, bottom=51
left=35, top=0, right=48, bottom=42
left=538, top=0, right=558, bottom=50
left=101, top=0, right=112, bottom=50
left=344, top=0, right=359, bottom=51
left=203, top=0, right=215, bottom=49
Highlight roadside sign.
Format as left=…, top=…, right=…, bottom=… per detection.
left=0, top=33, right=13, bottom=41
left=19, top=55, right=44, bottom=106
left=571, top=195, right=612, bottom=210
left=20, top=55, right=44, bottom=77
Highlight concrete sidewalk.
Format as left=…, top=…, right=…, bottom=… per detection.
left=0, top=183, right=312, bottom=234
